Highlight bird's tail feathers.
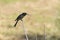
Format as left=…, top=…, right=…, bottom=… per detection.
left=14, top=21, right=18, bottom=27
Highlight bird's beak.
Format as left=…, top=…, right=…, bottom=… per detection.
left=27, top=14, right=29, bottom=15
left=27, top=14, right=31, bottom=16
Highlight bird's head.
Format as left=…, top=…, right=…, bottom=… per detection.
left=22, top=12, right=30, bottom=16
left=22, top=12, right=27, bottom=15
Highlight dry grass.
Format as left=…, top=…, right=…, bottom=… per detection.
left=0, top=0, right=60, bottom=40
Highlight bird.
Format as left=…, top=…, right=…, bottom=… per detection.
left=14, top=12, right=27, bottom=27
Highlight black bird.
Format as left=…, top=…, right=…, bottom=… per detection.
left=14, top=12, right=27, bottom=27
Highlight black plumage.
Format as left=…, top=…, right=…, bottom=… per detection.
left=14, top=12, right=27, bottom=27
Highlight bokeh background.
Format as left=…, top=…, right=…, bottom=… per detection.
left=0, top=0, right=60, bottom=40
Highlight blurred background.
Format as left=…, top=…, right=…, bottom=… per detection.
left=0, top=0, right=60, bottom=40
